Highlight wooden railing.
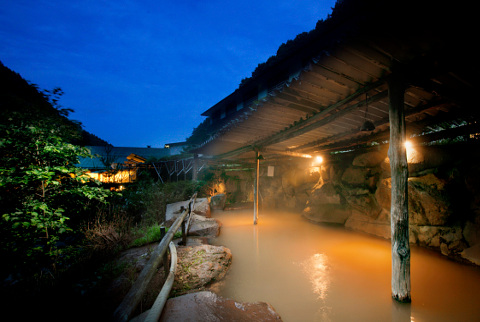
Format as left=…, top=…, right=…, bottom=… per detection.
left=113, top=192, right=198, bottom=322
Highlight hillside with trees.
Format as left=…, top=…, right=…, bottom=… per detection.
left=0, top=61, right=111, bottom=147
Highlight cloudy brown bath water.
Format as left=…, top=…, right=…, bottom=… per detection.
left=209, top=209, right=480, bottom=322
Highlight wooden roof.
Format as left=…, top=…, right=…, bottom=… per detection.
left=195, top=0, right=477, bottom=162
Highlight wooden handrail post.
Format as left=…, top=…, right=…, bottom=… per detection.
left=185, top=194, right=197, bottom=236
left=160, top=227, right=169, bottom=276
left=181, top=219, right=187, bottom=246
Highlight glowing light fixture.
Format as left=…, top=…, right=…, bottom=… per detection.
left=405, top=140, right=413, bottom=157
left=404, top=140, right=415, bottom=163
left=404, top=140, right=412, bottom=150
left=312, top=155, right=323, bottom=166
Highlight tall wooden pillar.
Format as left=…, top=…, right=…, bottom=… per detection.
left=388, top=72, right=411, bottom=303
left=253, top=150, right=259, bottom=225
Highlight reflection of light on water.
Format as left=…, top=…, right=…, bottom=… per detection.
left=301, top=253, right=330, bottom=300
left=253, top=225, right=259, bottom=259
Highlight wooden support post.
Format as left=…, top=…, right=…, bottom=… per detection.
left=253, top=150, right=259, bottom=225
left=388, top=72, right=411, bottom=303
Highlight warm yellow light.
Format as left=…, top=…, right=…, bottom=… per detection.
left=404, top=140, right=417, bottom=163
left=300, top=253, right=330, bottom=300
left=311, top=155, right=323, bottom=167
left=405, top=140, right=413, bottom=157
left=86, top=169, right=136, bottom=184
left=405, top=140, right=412, bottom=150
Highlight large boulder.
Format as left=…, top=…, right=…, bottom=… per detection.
left=187, top=215, right=221, bottom=237
left=381, top=146, right=456, bottom=176
left=341, top=166, right=380, bottom=191
left=411, top=225, right=466, bottom=255
left=193, top=198, right=211, bottom=217
left=303, top=204, right=351, bottom=224
left=210, top=193, right=226, bottom=210
left=409, top=174, right=451, bottom=225
left=172, top=245, right=232, bottom=296
left=165, top=200, right=190, bottom=223
left=341, top=167, right=369, bottom=187
left=157, top=291, right=282, bottom=321
left=165, top=199, right=220, bottom=237
left=376, top=174, right=452, bottom=226
left=461, top=244, right=480, bottom=266
left=166, top=198, right=211, bottom=224
left=303, top=182, right=351, bottom=224
left=344, top=214, right=467, bottom=254
left=309, top=182, right=341, bottom=205
left=463, top=220, right=480, bottom=247
left=352, top=151, right=386, bottom=167
left=344, top=212, right=391, bottom=239
left=343, top=188, right=382, bottom=219
left=127, top=245, right=235, bottom=322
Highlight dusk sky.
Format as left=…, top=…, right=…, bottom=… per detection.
left=0, top=0, right=336, bottom=148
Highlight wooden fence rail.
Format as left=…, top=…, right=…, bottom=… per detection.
left=113, top=192, right=198, bottom=322
left=144, top=241, right=177, bottom=322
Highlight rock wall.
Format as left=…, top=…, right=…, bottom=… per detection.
left=303, top=145, right=480, bottom=265
left=212, top=144, right=480, bottom=265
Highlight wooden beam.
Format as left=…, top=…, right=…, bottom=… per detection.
left=273, top=90, right=323, bottom=112
left=215, top=79, right=386, bottom=160
left=261, top=80, right=386, bottom=145
left=293, top=98, right=452, bottom=154
left=284, top=91, right=388, bottom=151
left=388, top=71, right=411, bottom=303
left=271, top=90, right=389, bottom=144
left=264, top=148, right=313, bottom=159
left=270, top=97, right=317, bottom=114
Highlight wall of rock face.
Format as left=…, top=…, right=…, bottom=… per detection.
left=209, top=144, right=480, bottom=265
left=302, top=145, right=480, bottom=265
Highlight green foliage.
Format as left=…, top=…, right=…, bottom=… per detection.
left=130, top=224, right=182, bottom=247
left=122, top=172, right=205, bottom=225
left=0, top=108, right=113, bottom=277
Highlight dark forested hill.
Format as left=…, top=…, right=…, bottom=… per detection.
left=0, top=61, right=110, bottom=146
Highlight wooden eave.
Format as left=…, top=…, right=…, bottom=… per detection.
left=194, top=0, right=477, bottom=161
